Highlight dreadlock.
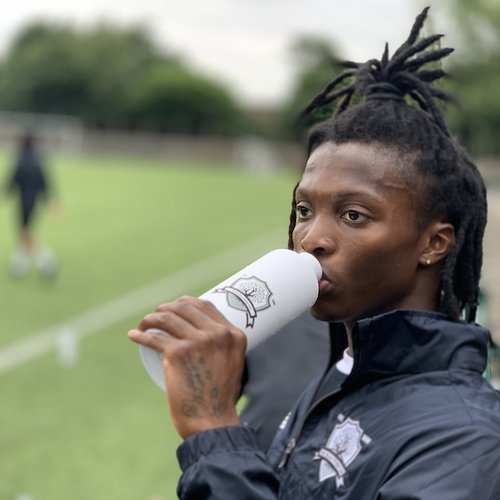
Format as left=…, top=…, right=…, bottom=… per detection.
left=287, top=7, right=487, bottom=323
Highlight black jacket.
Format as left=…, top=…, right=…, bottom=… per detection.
left=8, top=148, right=48, bottom=206
left=241, top=311, right=331, bottom=451
left=177, top=310, right=500, bottom=499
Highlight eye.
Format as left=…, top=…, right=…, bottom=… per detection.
left=295, top=203, right=312, bottom=220
left=340, top=209, right=368, bottom=223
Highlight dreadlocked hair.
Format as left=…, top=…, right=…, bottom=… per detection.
left=287, top=7, right=487, bottom=323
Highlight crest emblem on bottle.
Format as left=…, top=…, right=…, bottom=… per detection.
left=215, top=276, right=273, bottom=327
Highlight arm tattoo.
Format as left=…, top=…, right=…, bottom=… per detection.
left=180, top=357, right=223, bottom=418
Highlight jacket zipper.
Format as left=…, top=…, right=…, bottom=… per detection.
left=277, top=438, right=296, bottom=469
left=277, top=383, right=345, bottom=471
left=277, top=328, right=360, bottom=471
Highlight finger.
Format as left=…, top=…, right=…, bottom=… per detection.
left=157, top=297, right=247, bottom=352
left=157, top=297, right=223, bottom=334
left=137, top=310, right=197, bottom=340
left=127, top=327, right=173, bottom=352
left=162, top=299, right=247, bottom=354
left=158, top=296, right=230, bottom=331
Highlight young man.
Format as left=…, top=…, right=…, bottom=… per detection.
left=128, top=8, right=500, bottom=498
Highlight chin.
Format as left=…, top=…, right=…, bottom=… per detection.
left=311, top=299, right=366, bottom=324
left=310, top=303, right=340, bottom=322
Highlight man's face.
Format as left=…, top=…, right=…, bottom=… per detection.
left=293, top=141, right=431, bottom=324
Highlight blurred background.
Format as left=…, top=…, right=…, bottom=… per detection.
left=0, top=0, right=499, bottom=498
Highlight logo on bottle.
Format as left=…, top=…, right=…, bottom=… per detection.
left=215, top=276, right=273, bottom=327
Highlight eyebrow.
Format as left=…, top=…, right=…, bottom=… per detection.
left=295, top=187, right=383, bottom=204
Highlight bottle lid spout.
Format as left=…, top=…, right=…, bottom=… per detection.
left=298, top=252, right=322, bottom=281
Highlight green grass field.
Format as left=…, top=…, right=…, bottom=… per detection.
left=0, top=150, right=298, bottom=499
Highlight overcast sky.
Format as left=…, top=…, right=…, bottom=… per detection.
left=0, top=0, right=453, bottom=106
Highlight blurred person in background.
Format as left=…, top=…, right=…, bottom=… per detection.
left=4, top=131, right=58, bottom=279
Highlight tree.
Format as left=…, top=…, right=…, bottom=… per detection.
left=0, top=21, right=250, bottom=136
left=275, top=35, right=344, bottom=140
left=77, top=23, right=169, bottom=127
left=441, top=0, right=500, bottom=59
left=127, top=64, right=249, bottom=135
left=0, top=23, right=91, bottom=116
left=433, top=0, right=500, bottom=153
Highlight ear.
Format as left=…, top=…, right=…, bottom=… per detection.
left=419, top=222, right=456, bottom=267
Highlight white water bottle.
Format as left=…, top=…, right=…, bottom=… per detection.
left=139, top=249, right=322, bottom=390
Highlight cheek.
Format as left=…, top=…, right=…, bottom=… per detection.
left=291, top=226, right=303, bottom=250
left=343, top=235, right=417, bottom=282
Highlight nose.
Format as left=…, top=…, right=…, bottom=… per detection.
left=295, top=216, right=335, bottom=257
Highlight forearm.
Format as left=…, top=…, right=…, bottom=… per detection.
left=177, top=426, right=279, bottom=499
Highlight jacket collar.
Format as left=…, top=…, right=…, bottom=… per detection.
left=343, top=310, right=489, bottom=387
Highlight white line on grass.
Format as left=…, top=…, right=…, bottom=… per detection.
left=0, top=229, right=285, bottom=375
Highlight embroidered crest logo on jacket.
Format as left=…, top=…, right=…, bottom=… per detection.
left=314, top=414, right=371, bottom=488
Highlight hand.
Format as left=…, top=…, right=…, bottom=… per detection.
left=48, top=199, right=63, bottom=221
left=128, top=296, right=247, bottom=439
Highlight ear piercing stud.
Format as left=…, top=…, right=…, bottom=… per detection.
left=426, top=259, right=431, bottom=266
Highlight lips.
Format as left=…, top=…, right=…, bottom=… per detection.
left=318, top=272, right=333, bottom=295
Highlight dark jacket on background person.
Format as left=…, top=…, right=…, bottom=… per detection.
left=7, top=142, right=49, bottom=227
left=177, top=310, right=500, bottom=499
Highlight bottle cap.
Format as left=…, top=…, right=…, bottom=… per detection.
left=298, top=252, right=322, bottom=281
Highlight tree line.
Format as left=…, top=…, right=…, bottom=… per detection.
left=439, top=0, right=500, bottom=155
left=0, top=22, right=251, bottom=136
left=277, top=0, right=500, bottom=155
left=0, top=1, right=499, bottom=155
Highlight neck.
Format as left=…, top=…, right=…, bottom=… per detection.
left=344, top=323, right=355, bottom=356
left=343, top=294, right=442, bottom=357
